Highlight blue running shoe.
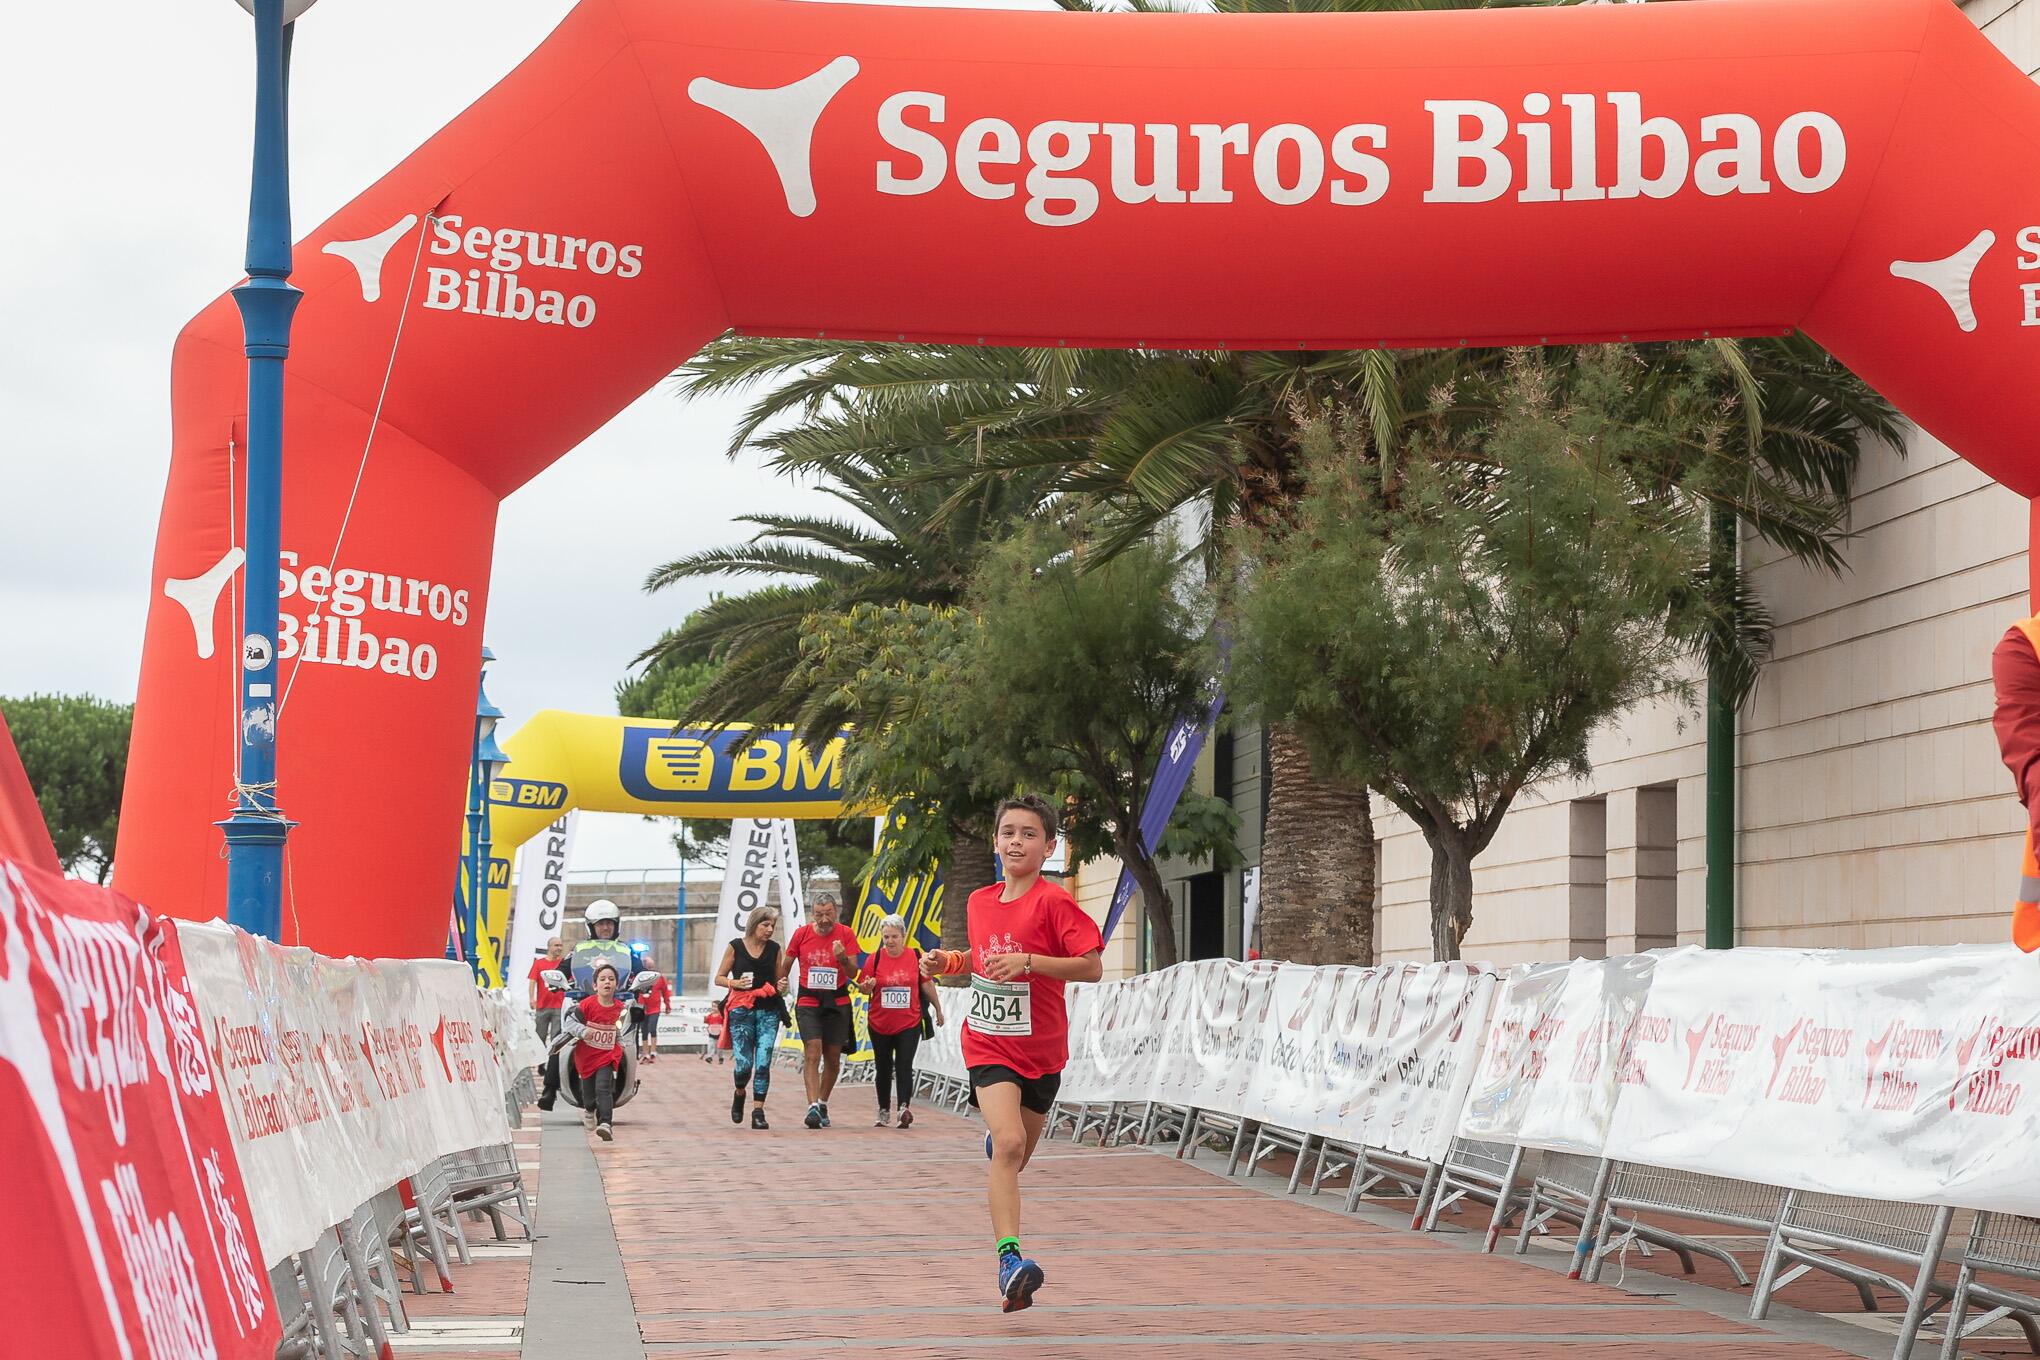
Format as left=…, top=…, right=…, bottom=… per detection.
left=997, top=1253, right=1044, bottom=1313
left=984, top=1131, right=994, bottom=1160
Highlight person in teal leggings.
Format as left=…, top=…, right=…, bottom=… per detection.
left=714, top=906, right=788, bottom=1130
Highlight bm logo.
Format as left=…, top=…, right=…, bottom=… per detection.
left=490, top=778, right=568, bottom=810
left=486, top=857, right=511, bottom=890
left=618, top=726, right=845, bottom=803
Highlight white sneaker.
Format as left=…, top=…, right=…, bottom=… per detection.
left=595, top=1123, right=613, bottom=1141
left=582, top=1109, right=597, bottom=1129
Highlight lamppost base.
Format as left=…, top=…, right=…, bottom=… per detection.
left=217, top=810, right=299, bottom=941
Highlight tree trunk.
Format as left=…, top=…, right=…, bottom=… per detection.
left=1426, top=828, right=1476, bottom=962
left=1116, top=832, right=1181, bottom=971
left=1257, top=724, right=1375, bottom=966
left=939, top=829, right=996, bottom=961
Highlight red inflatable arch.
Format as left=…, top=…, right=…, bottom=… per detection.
left=117, top=0, right=2040, bottom=959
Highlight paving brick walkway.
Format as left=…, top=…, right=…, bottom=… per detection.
left=576, top=1057, right=1879, bottom=1359
left=396, top=1054, right=2040, bottom=1357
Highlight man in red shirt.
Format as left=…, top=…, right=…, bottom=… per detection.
left=924, top=794, right=1102, bottom=1313
left=777, top=892, right=860, bottom=1129
left=634, top=955, right=674, bottom=1063
left=526, top=937, right=567, bottom=1071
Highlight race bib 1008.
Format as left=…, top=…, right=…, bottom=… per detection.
left=805, top=966, right=840, bottom=992
left=879, top=985, right=913, bottom=1010
left=582, top=1026, right=617, bottom=1050
left=968, top=976, right=1032, bottom=1036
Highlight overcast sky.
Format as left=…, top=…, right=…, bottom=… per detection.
left=0, top=0, right=1052, bottom=871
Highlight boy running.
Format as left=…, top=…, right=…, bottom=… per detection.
left=922, top=794, right=1102, bottom=1313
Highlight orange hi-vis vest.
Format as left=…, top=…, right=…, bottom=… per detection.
left=2013, top=618, right=2040, bottom=953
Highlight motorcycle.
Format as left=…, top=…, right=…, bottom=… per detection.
left=539, top=968, right=662, bottom=1115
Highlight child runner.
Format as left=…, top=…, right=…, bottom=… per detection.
left=922, top=794, right=1102, bottom=1313
left=562, top=963, right=628, bottom=1141
left=635, top=957, right=674, bottom=1063
left=701, top=997, right=727, bottom=1063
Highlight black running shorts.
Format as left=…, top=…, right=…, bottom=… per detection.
left=795, top=1003, right=851, bottom=1049
left=968, top=1063, right=1063, bottom=1115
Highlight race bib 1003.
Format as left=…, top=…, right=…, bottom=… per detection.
left=968, top=976, right=1032, bottom=1036
left=879, top=985, right=913, bottom=1010
left=805, top=966, right=840, bottom=992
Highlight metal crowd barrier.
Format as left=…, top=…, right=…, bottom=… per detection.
left=1749, top=1192, right=1956, bottom=1356
left=1938, top=1211, right=2040, bottom=1358
left=1584, top=1162, right=1784, bottom=1286
left=269, top=1100, right=539, bottom=1357
left=1176, top=1106, right=1256, bottom=1172
left=1421, top=1137, right=1536, bottom=1251
left=1514, top=1152, right=1612, bottom=1276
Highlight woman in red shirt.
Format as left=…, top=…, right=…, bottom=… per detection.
left=854, top=913, right=944, bottom=1127
left=566, top=963, right=629, bottom=1141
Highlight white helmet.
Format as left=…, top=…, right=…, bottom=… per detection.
left=584, top=900, right=621, bottom=929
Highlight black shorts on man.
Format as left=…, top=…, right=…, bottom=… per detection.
left=795, top=1004, right=851, bottom=1049
left=968, top=1063, right=1062, bottom=1115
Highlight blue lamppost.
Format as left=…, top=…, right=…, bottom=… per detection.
left=218, top=0, right=321, bottom=939
left=458, top=648, right=510, bottom=980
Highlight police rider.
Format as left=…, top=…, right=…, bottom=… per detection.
left=537, top=900, right=648, bottom=1112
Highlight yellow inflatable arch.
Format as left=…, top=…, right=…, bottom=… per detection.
left=469, top=713, right=850, bottom=982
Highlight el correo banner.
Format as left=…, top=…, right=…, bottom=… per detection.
left=506, top=809, right=577, bottom=982
left=718, top=818, right=805, bottom=959
left=175, top=920, right=514, bottom=1266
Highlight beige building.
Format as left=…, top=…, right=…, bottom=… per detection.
left=1377, top=416, right=2026, bottom=964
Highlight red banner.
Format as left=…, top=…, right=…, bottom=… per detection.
left=0, top=860, right=278, bottom=1360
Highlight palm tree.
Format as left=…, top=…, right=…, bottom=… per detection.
left=637, top=436, right=1056, bottom=949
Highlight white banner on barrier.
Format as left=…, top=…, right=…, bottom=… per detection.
left=479, top=987, right=551, bottom=1073
left=1512, top=954, right=1655, bottom=1155
left=1456, top=943, right=2040, bottom=1217
left=999, top=956, right=1494, bottom=1163
left=1594, top=944, right=2040, bottom=1215
left=176, top=922, right=514, bottom=1267
left=1456, top=959, right=1571, bottom=1146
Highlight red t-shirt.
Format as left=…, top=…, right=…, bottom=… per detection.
left=639, top=975, right=674, bottom=1016
left=858, top=948, right=924, bottom=1035
left=571, top=997, right=628, bottom=1077
left=960, top=877, right=1104, bottom=1079
left=528, top=958, right=566, bottom=1011
left=784, top=923, right=858, bottom=1007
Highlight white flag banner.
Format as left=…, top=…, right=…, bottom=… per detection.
left=718, top=819, right=803, bottom=949
left=771, top=817, right=804, bottom=924
left=175, top=921, right=513, bottom=1267
left=506, top=810, right=578, bottom=985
